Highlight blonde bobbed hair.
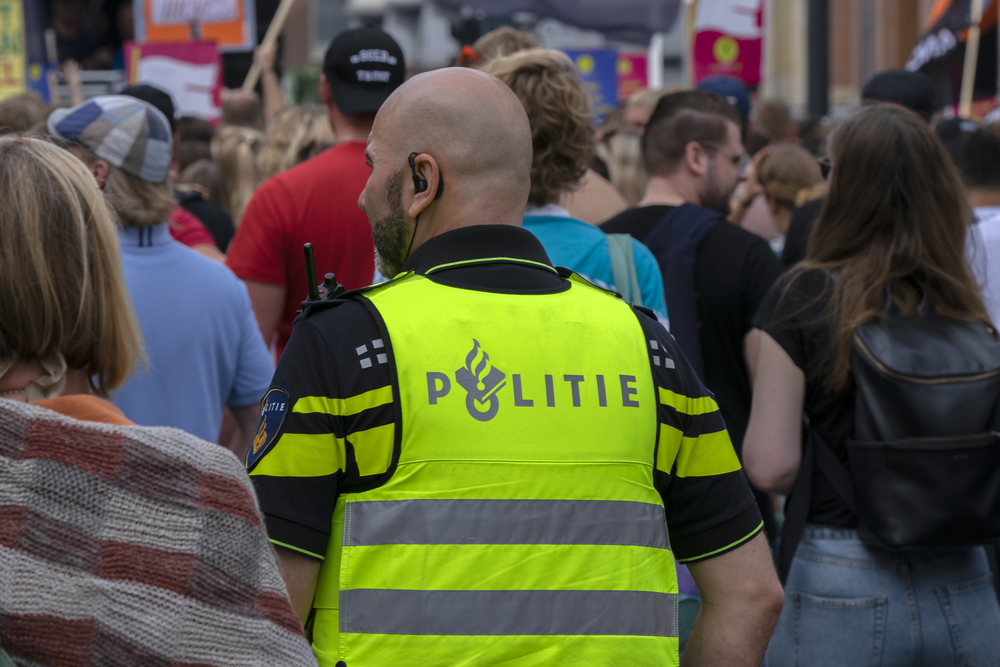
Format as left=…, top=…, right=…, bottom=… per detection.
left=758, top=145, right=824, bottom=211
left=0, top=136, right=144, bottom=395
left=601, top=132, right=647, bottom=206
left=256, top=106, right=334, bottom=184
left=482, top=49, right=594, bottom=207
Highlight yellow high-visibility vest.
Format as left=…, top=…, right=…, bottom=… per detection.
left=310, top=270, right=678, bottom=666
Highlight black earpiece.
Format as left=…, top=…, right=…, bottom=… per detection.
left=407, top=152, right=444, bottom=199
left=407, top=152, right=427, bottom=193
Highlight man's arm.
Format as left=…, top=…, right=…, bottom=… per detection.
left=683, top=533, right=784, bottom=666
left=228, top=402, right=260, bottom=462
left=245, top=279, right=286, bottom=347
left=278, top=549, right=322, bottom=624
left=255, top=43, right=287, bottom=126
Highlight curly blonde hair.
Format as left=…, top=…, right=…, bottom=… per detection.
left=472, top=26, right=540, bottom=63
left=256, top=106, right=334, bottom=184
left=483, top=49, right=594, bottom=207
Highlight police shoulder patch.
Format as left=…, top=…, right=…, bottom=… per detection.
left=245, top=387, right=290, bottom=472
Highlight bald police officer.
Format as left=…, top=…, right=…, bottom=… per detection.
left=246, top=67, right=783, bottom=667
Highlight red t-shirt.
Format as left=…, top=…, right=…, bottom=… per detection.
left=226, top=142, right=375, bottom=358
left=169, top=205, right=216, bottom=248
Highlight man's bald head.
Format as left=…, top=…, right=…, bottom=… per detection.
left=360, top=68, right=534, bottom=277
left=375, top=68, right=533, bottom=206
left=220, top=91, right=263, bottom=130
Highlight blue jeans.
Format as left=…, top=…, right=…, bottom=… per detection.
left=765, top=525, right=1000, bottom=667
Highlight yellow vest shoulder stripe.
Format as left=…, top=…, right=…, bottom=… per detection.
left=676, top=429, right=741, bottom=477
left=294, top=385, right=393, bottom=417
left=657, top=424, right=741, bottom=477
left=249, top=432, right=345, bottom=478
left=658, top=387, right=719, bottom=416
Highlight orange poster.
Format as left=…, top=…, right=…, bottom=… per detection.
left=134, top=0, right=256, bottom=51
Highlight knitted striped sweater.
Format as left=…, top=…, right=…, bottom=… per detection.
left=0, top=400, right=317, bottom=666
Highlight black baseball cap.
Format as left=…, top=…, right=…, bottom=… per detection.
left=324, top=28, right=406, bottom=115
left=935, top=117, right=982, bottom=143
left=862, top=69, right=936, bottom=122
left=121, top=83, right=178, bottom=133
left=697, top=76, right=750, bottom=131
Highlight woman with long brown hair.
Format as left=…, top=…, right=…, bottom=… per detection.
left=744, top=105, right=1000, bottom=664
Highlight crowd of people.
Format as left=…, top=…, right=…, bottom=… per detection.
left=3, top=20, right=1000, bottom=667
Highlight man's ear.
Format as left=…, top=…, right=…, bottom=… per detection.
left=319, top=74, right=336, bottom=111
left=407, top=153, right=442, bottom=219
left=684, top=141, right=709, bottom=178
left=90, top=159, right=110, bottom=190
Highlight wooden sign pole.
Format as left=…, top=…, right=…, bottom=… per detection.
left=959, top=0, right=985, bottom=118
left=242, top=0, right=296, bottom=91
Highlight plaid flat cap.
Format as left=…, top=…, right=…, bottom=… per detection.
left=47, top=96, right=172, bottom=184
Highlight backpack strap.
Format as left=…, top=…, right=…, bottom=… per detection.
left=813, top=430, right=856, bottom=511
left=606, top=234, right=643, bottom=307
left=778, top=429, right=813, bottom=583
left=643, top=204, right=721, bottom=379
left=778, top=427, right=856, bottom=583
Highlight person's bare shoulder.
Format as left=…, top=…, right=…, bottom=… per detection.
left=561, top=169, right=627, bottom=225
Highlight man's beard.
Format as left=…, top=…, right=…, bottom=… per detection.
left=700, top=161, right=732, bottom=216
left=372, top=170, right=411, bottom=278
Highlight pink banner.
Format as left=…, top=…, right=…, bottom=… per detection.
left=616, top=53, right=648, bottom=104
left=124, top=41, right=223, bottom=122
left=692, top=0, right=763, bottom=86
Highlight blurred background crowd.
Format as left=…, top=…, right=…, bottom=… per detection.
left=5, top=0, right=1000, bottom=664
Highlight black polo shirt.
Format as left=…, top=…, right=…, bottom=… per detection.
left=247, top=224, right=761, bottom=563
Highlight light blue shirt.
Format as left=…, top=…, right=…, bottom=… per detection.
left=113, top=224, right=274, bottom=442
left=522, top=208, right=668, bottom=323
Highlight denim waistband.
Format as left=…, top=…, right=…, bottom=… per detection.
left=798, top=524, right=988, bottom=570
left=802, top=524, right=860, bottom=540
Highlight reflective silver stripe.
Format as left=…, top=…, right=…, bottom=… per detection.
left=340, top=589, right=677, bottom=637
left=344, top=498, right=669, bottom=549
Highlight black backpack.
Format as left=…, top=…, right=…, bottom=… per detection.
left=779, top=279, right=1000, bottom=581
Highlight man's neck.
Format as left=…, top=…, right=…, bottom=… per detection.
left=329, top=109, right=373, bottom=143
left=639, top=174, right=698, bottom=208
left=969, top=189, right=1000, bottom=209
left=411, top=202, right=524, bottom=254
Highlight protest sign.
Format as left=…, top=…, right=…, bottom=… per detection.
left=617, top=53, right=648, bottom=104
left=564, top=48, right=618, bottom=122
left=692, top=0, right=763, bottom=86
left=134, top=0, right=256, bottom=51
left=0, top=0, right=25, bottom=101
left=125, top=41, right=222, bottom=121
